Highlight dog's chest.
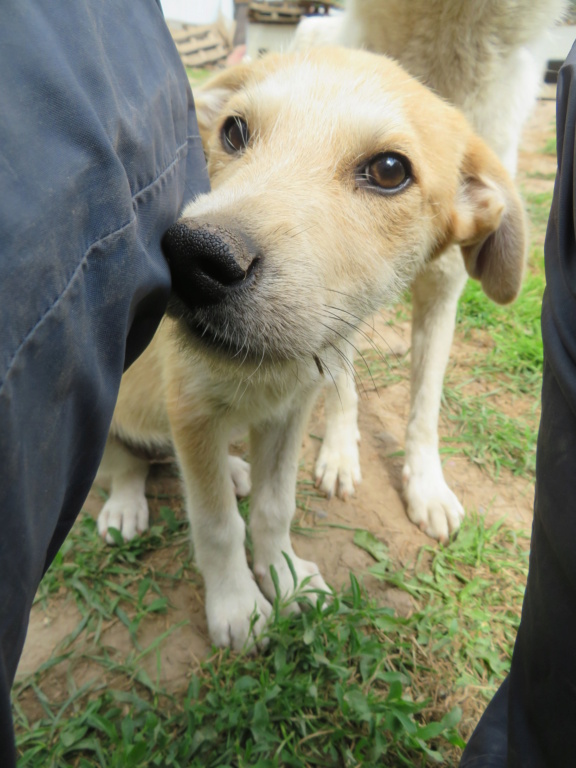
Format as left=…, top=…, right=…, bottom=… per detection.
left=195, top=360, right=321, bottom=430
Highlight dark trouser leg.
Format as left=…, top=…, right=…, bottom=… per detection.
left=462, top=356, right=576, bottom=767
left=0, top=2, right=209, bottom=763
left=461, top=40, right=576, bottom=768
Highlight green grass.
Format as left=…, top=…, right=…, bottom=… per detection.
left=36, top=507, right=193, bottom=643
left=523, top=190, right=554, bottom=233
left=16, top=513, right=530, bottom=767
left=359, top=515, right=529, bottom=696
left=187, top=68, right=214, bottom=88
left=441, top=385, right=538, bottom=476
left=525, top=170, right=556, bottom=182
left=540, top=136, right=557, bottom=157
left=457, top=246, right=545, bottom=382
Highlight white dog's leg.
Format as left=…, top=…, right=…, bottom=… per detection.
left=172, top=418, right=271, bottom=651
left=250, top=395, right=331, bottom=608
left=315, top=370, right=361, bottom=500
left=403, top=247, right=468, bottom=542
left=228, top=454, right=251, bottom=497
left=97, top=436, right=150, bottom=543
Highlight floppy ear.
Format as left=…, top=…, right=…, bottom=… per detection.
left=193, top=62, right=255, bottom=147
left=451, top=135, right=528, bottom=305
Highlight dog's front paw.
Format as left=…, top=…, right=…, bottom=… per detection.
left=402, top=457, right=464, bottom=543
left=97, top=495, right=149, bottom=544
left=228, top=455, right=251, bottom=497
left=315, top=430, right=361, bottom=500
left=254, top=550, right=331, bottom=611
left=206, top=575, right=272, bottom=652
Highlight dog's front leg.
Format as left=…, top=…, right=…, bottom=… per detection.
left=315, top=367, right=361, bottom=500
left=403, top=246, right=467, bottom=542
left=249, top=394, right=331, bottom=609
left=170, top=415, right=271, bottom=651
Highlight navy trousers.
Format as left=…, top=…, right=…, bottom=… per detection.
left=461, top=42, right=576, bottom=768
left=0, top=2, right=209, bottom=763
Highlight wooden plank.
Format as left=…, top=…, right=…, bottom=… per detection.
left=248, top=1, right=303, bottom=24
left=178, top=31, right=223, bottom=55
left=169, top=16, right=235, bottom=69
left=170, top=24, right=214, bottom=42
left=181, top=44, right=228, bottom=67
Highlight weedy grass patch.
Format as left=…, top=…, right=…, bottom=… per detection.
left=357, top=515, right=529, bottom=698
left=14, top=513, right=529, bottom=767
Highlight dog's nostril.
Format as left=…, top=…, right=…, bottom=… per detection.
left=245, top=255, right=260, bottom=280
left=162, top=222, right=256, bottom=308
left=192, top=230, right=247, bottom=286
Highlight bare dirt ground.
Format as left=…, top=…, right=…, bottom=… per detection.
left=17, top=88, right=558, bottom=734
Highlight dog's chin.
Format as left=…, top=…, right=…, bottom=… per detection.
left=183, top=315, right=249, bottom=359
left=167, top=295, right=288, bottom=365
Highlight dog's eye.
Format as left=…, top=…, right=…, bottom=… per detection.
left=221, top=116, right=250, bottom=154
left=360, top=153, right=412, bottom=193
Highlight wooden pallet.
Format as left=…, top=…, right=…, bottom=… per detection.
left=169, top=15, right=235, bottom=69
left=248, top=1, right=304, bottom=24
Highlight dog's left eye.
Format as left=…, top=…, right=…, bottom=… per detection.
left=359, top=153, right=412, bottom=193
left=222, top=116, right=250, bottom=153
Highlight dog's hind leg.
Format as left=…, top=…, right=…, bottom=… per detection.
left=402, top=246, right=467, bottom=542
left=249, top=393, right=331, bottom=609
left=170, top=412, right=271, bottom=651
left=314, top=369, right=361, bottom=500
left=228, top=454, right=251, bottom=497
left=96, top=435, right=150, bottom=544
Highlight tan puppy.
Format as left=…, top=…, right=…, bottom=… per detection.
left=294, top=0, right=566, bottom=541
left=96, top=47, right=526, bottom=649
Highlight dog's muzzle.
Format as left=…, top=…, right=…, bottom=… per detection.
left=162, top=221, right=259, bottom=309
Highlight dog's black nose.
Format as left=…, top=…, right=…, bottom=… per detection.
left=162, top=222, right=256, bottom=307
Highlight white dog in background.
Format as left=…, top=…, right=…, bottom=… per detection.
left=294, top=0, right=567, bottom=542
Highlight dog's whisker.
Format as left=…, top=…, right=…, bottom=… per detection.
left=324, top=291, right=410, bottom=351
left=245, top=348, right=268, bottom=382
left=323, top=304, right=402, bottom=364
left=316, top=325, right=356, bottom=377
left=285, top=224, right=317, bottom=240
left=317, top=350, right=342, bottom=407
left=323, top=286, right=375, bottom=316
left=318, top=321, right=378, bottom=398
left=321, top=307, right=390, bottom=365
left=316, top=322, right=369, bottom=399
left=323, top=338, right=370, bottom=403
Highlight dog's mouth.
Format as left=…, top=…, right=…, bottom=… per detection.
left=185, top=314, right=248, bottom=359
left=186, top=316, right=329, bottom=378
left=166, top=279, right=341, bottom=371
left=168, top=294, right=271, bottom=363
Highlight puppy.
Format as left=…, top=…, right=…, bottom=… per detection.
left=96, top=47, right=526, bottom=649
left=294, top=0, right=566, bottom=541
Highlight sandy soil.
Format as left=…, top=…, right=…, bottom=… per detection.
left=16, top=89, right=558, bottom=727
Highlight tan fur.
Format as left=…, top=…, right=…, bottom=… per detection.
left=96, top=47, right=526, bottom=649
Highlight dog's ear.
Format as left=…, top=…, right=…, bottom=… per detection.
left=450, top=135, right=528, bottom=305
left=194, top=64, right=253, bottom=144
left=193, top=63, right=255, bottom=146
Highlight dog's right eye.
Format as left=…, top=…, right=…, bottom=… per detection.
left=221, top=116, right=250, bottom=154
